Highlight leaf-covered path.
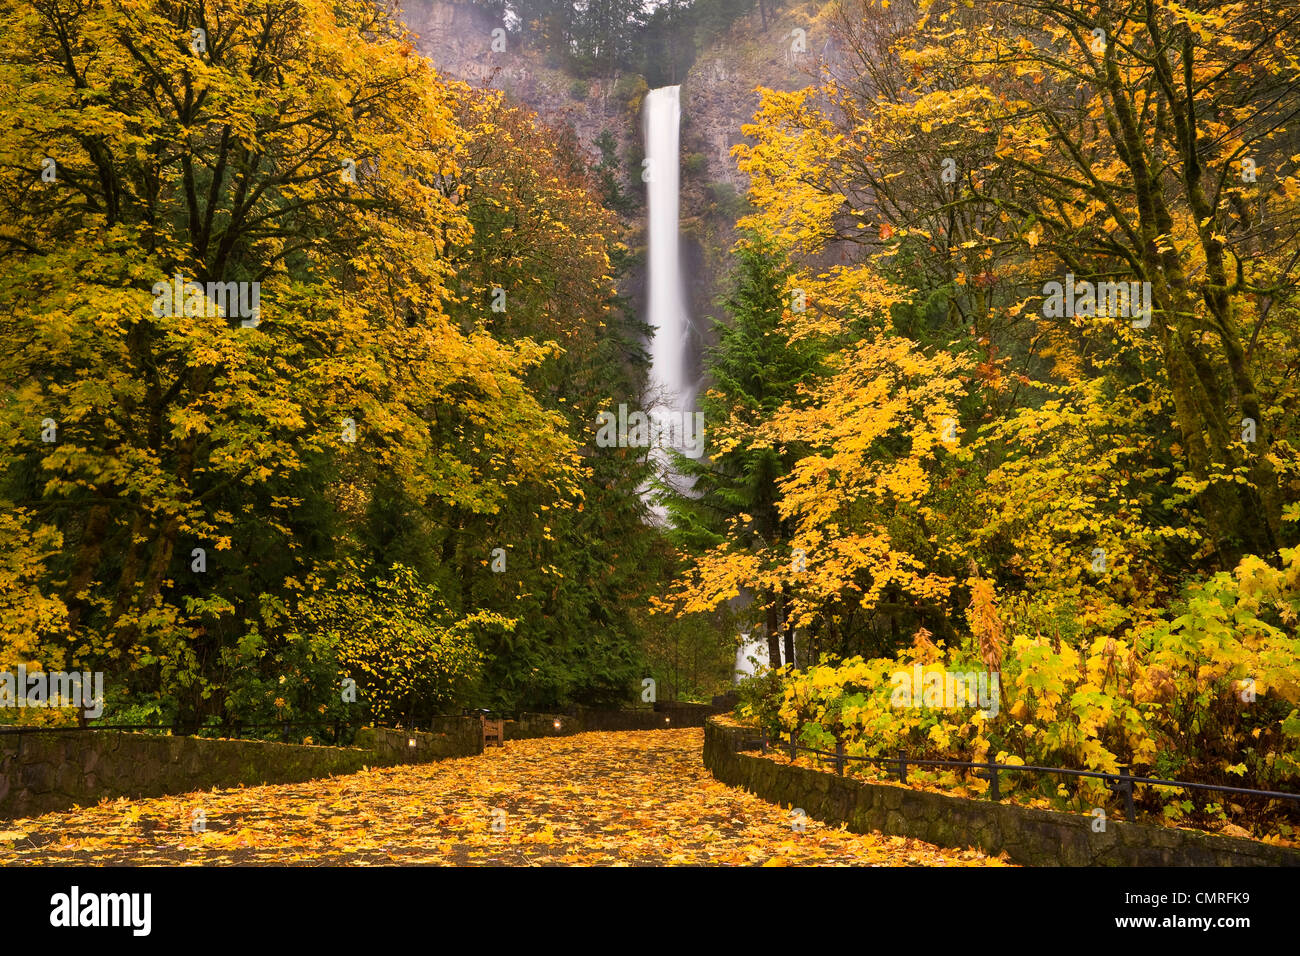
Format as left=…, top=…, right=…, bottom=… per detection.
left=1, top=729, right=1009, bottom=866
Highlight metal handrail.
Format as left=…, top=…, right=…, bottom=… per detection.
left=744, top=730, right=1300, bottom=820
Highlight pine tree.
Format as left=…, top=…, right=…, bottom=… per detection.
left=660, top=232, right=821, bottom=667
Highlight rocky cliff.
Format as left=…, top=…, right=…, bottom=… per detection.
left=677, top=2, right=836, bottom=321
left=394, top=0, right=638, bottom=162
left=393, top=1, right=830, bottom=202
left=391, top=1, right=836, bottom=337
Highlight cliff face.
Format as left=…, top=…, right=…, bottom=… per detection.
left=681, top=3, right=830, bottom=194
left=393, top=1, right=829, bottom=196
left=394, top=0, right=636, bottom=163
left=678, top=3, right=837, bottom=326
left=394, top=0, right=498, bottom=80
left=392, top=1, right=836, bottom=346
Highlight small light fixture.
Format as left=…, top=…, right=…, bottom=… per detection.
left=665, top=717, right=671, bottom=724
left=553, top=719, right=562, bottom=730
left=407, top=737, right=417, bottom=748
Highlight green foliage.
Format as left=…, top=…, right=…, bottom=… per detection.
left=735, top=668, right=787, bottom=738
left=662, top=232, right=822, bottom=554
left=611, top=73, right=649, bottom=112
left=758, top=550, right=1300, bottom=835
left=640, top=600, right=736, bottom=702
left=299, top=565, right=497, bottom=727
left=594, top=129, right=637, bottom=215
left=706, top=181, right=749, bottom=223
left=412, top=92, right=665, bottom=713
left=659, top=232, right=825, bottom=666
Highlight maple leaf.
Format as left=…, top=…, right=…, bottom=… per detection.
left=4, top=730, right=1005, bottom=868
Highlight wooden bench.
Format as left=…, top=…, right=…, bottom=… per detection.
left=481, top=715, right=504, bottom=748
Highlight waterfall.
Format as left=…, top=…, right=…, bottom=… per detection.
left=735, top=632, right=770, bottom=680
left=641, top=85, right=698, bottom=523
left=642, top=87, right=768, bottom=681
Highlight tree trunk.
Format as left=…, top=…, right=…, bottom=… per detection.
left=62, top=502, right=111, bottom=630
left=781, top=594, right=795, bottom=669
left=1101, top=51, right=1281, bottom=564
left=765, top=597, right=781, bottom=669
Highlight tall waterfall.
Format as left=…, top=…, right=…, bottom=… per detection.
left=641, top=85, right=697, bottom=522
left=642, top=87, right=766, bottom=680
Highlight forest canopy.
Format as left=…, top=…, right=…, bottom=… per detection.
left=0, top=0, right=689, bottom=728
left=657, top=0, right=1300, bottom=835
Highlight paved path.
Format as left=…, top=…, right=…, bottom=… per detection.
left=0, top=728, right=1007, bottom=866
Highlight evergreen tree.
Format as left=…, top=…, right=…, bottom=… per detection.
left=660, top=233, right=822, bottom=667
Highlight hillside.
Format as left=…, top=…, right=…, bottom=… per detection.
left=392, top=0, right=836, bottom=346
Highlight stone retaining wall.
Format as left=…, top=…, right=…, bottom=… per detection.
left=503, top=702, right=712, bottom=740
left=0, top=707, right=719, bottom=821
left=703, top=718, right=1300, bottom=867
left=0, top=719, right=482, bottom=820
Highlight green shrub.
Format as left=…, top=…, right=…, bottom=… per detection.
left=707, top=181, right=749, bottom=221
left=296, top=562, right=511, bottom=726
left=611, top=73, right=648, bottom=113
left=735, top=668, right=787, bottom=738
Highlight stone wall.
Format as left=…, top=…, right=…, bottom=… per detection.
left=1, top=708, right=718, bottom=821
left=703, top=718, right=1300, bottom=867
left=503, top=702, right=714, bottom=741
left=357, top=719, right=483, bottom=763
left=0, top=720, right=482, bottom=820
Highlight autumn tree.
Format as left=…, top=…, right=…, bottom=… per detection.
left=774, top=0, right=1300, bottom=566
left=0, top=0, right=579, bottom=722
left=663, top=234, right=975, bottom=660
left=662, top=232, right=822, bottom=666
left=418, top=89, right=664, bottom=709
